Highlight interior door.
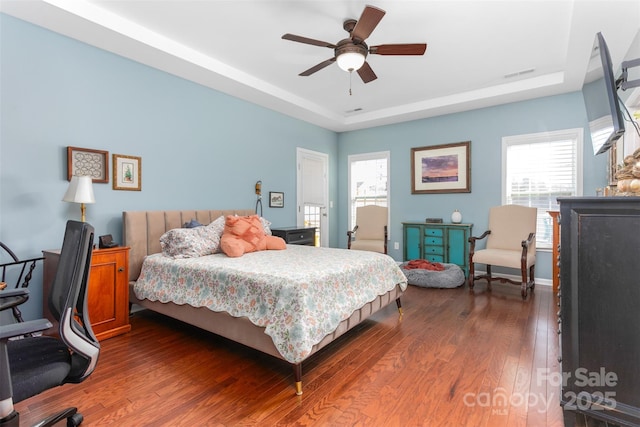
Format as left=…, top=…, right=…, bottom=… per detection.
left=296, top=148, right=328, bottom=247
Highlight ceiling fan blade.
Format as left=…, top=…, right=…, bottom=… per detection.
left=299, top=58, right=336, bottom=76
left=351, top=5, right=386, bottom=42
left=369, top=44, right=427, bottom=55
left=357, top=61, right=377, bottom=83
left=282, top=33, right=336, bottom=49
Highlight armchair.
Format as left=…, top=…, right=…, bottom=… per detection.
left=347, top=205, right=388, bottom=254
left=468, top=205, right=537, bottom=299
left=0, top=221, right=99, bottom=427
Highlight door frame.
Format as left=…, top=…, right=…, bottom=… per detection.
left=296, top=147, right=329, bottom=247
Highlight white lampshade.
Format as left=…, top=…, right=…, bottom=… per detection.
left=63, top=176, right=95, bottom=222
left=336, top=51, right=365, bottom=72
left=63, top=176, right=95, bottom=204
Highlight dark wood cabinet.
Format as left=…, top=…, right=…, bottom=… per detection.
left=43, top=246, right=131, bottom=341
left=558, top=197, right=640, bottom=427
left=548, top=210, right=560, bottom=294
left=271, top=226, right=316, bottom=246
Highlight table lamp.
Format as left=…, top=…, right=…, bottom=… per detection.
left=63, top=175, right=95, bottom=222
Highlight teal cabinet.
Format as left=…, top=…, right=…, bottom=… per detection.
left=402, top=222, right=473, bottom=277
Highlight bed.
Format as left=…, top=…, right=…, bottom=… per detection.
left=123, top=209, right=407, bottom=395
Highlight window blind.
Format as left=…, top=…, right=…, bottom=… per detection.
left=503, top=129, right=583, bottom=248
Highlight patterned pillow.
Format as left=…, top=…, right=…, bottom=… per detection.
left=160, top=227, right=212, bottom=259
left=260, top=216, right=273, bottom=235
left=206, top=216, right=226, bottom=253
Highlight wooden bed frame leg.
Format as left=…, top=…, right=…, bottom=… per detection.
left=396, top=297, right=403, bottom=315
left=293, top=363, right=303, bottom=395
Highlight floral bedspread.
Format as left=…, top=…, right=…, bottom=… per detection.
left=134, top=245, right=408, bottom=363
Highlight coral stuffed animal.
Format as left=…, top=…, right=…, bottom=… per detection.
left=220, top=215, right=286, bottom=257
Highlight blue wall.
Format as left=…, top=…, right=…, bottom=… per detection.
left=1, top=13, right=609, bottom=321
left=337, top=94, right=608, bottom=278
left=0, top=14, right=338, bottom=320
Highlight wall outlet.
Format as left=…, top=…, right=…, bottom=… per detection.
left=394, top=242, right=399, bottom=250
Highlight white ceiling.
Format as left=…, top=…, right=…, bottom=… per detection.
left=2, top=0, right=639, bottom=132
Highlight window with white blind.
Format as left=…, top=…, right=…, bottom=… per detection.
left=348, top=151, right=390, bottom=232
left=502, top=129, right=583, bottom=249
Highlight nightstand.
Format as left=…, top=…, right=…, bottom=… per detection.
left=43, top=246, right=131, bottom=341
left=271, top=226, right=316, bottom=246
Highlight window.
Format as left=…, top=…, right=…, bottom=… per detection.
left=502, top=129, right=583, bottom=249
left=348, top=151, right=390, bottom=232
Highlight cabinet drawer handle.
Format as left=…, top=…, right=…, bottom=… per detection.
left=118, top=267, right=125, bottom=273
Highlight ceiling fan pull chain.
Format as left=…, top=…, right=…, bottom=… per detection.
left=349, top=71, right=353, bottom=96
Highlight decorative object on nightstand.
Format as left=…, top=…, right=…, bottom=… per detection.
left=271, top=226, right=316, bottom=246
left=450, top=209, right=462, bottom=223
left=42, top=246, right=131, bottom=341
left=402, top=221, right=472, bottom=277
left=62, top=175, right=95, bottom=222
left=425, top=218, right=443, bottom=223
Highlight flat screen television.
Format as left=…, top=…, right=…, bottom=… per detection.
left=581, top=32, right=625, bottom=155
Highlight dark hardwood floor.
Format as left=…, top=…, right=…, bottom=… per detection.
left=15, top=282, right=564, bottom=426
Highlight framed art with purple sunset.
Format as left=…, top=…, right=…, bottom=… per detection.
left=411, top=141, right=471, bottom=194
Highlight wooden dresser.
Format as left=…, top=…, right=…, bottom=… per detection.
left=558, top=197, right=640, bottom=426
left=43, top=246, right=131, bottom=341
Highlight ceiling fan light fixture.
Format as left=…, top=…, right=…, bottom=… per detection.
left=337, top=51, right=366, bottom=72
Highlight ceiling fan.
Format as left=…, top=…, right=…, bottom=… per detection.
left=282, top=5, right=427, bottom=84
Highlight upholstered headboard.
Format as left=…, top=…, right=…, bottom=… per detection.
left=122, top=209, right=254, bottom=282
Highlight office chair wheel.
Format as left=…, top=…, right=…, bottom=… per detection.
left=67, top=413, right=83, bottom=426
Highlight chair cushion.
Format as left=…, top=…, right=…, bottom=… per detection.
left=8, top=336, right=72, bottom=402
left=355, top=206, right=387, bottom=240
left=472, top=248, right=535, bottom=269
left=486, top=205, right=537, bottom=252
left=350, top=239, right=385, bottom=253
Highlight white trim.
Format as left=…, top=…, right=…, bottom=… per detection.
left=296, top=147, right=329, bottom=247
left=501, top=128, right=583, bottom=249
left=502, top=127, right=584, bottom=203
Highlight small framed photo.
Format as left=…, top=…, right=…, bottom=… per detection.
left=411, top=141, right=471, bottom=194
left=112, top=154, right=142, bottom=191
left=269, top=191, right=284, bottom=208
left=67, top=146, right=109, bottom=183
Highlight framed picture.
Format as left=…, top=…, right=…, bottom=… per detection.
left=112, top=154, right=142, bottom=191
left=411, top=141, right=471, bottom=194
left=67, top=146, right=109, bottom=183
left=269, top=192, right=284, bottom=208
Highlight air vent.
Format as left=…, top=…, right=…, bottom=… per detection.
left=504, top=68, right=535, bottom=79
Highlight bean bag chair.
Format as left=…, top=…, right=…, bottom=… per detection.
left=400, top=261, right=465, bottom=288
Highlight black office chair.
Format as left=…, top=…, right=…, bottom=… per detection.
left=0, top=221, right=100, bottom=427
left=1, top=241, right=44, bottom=323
